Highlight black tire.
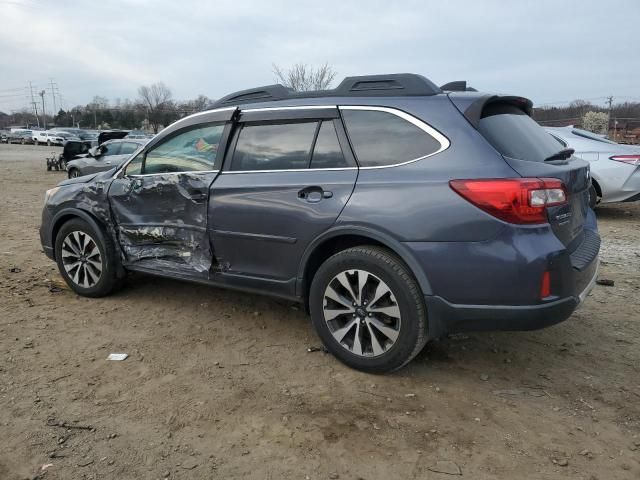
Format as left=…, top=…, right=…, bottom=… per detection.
left=21, top=138, right=25, bottom=145
left=588, top=184, right=599, bottom=209
left=68, top=168, right=80, bottom=179
left=54, top=218, right=123, bottom=297
left=47, top=164, right=52, bottom=171
left=47, top=140, right=51, bottom=146
left=309, top=246, right=427, bottom=373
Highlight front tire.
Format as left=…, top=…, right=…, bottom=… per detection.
left=309, top=246, right=428, bottom=373
left=54, top=218, right=122, bottom=297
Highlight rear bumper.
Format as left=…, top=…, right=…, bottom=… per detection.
left=426, top=259, right=598, bottom=337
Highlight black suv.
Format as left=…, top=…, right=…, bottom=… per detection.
left=40, top=74, right=599, bottom=372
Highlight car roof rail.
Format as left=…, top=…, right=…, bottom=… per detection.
left=440, top=80, right=478, bottom=92
left=212, top=73, right=442, bottom=107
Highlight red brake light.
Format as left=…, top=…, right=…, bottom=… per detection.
left=610, top=155, right=640, bottom=166
left=449, top=178, right=568, bottom=224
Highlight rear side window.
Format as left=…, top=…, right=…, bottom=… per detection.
left=231, top=122, right=317, bottom=171
left=310, top=121, right=348, bottom=169
left=478, top=104, right=564, bottom=162
left=341, top=109, right=441, bottom=167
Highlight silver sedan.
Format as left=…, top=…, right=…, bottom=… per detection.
left=66, top=139, right=146, bottom=178
left=546, top=126, right=640, bottom=206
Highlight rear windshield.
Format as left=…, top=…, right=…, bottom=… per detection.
left=478, top=104, right=562, bottom=162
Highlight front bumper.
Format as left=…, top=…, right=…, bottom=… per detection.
left=425, top=258, right=599, bottom=337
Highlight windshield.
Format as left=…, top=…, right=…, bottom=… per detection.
left=571, top=128, right=617, bottom=145
left=478, top=104, right=563, bottom=162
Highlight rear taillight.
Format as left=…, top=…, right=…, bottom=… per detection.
left=610, top=155, right=640, bottom=166
left=449, top=178, right=568, bottom=224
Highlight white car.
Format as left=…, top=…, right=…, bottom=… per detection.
left=546, top=126, right=640, bottom=207
left=33, top=130, right=67, bottom=146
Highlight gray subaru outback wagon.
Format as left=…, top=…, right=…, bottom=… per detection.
left=40, top=74, right=600, bottom=372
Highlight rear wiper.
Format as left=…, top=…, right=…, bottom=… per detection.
left=544, top=148, right=574, bottom=162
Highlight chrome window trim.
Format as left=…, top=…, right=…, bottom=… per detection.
left=127, top=170, right=220, bottom=178
left=222, top=167, right=357, bottom=175
left=113, top=104, right=450, bottom=178
left=241, top=105, right=337, bottom=113
left=339, top=105, right=450, bottom=170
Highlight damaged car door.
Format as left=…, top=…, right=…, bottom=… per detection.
left=108, top=112, right=234, bottom=276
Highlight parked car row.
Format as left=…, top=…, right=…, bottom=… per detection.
left=1, top=128, right=153, bottom=147
left=1, top=130, right=35, bottom=144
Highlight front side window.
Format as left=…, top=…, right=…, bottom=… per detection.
left=119, top=142, right=140, bottom=155
left=231, top=122, right=317, bottom=171
left=342, top=109, right=441, bottom=167
left=124, top=151, right=143, bottom=175
left=144, top=124, right=224, bottom=174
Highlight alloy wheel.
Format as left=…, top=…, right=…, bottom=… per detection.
left=61, top=231, right=103, bottom=288
left=322, top=269, right=401, bottom=357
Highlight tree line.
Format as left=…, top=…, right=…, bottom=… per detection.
left=0, top=64, right=336, bottom=132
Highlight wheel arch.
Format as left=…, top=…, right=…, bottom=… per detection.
left=50, top=208, right=111, bottom=261
left=296, top=226, right=432, bottom=302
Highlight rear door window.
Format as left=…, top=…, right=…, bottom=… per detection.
left=231, top=122, right=317, bottom=171
left=310, top=121, right=348, bottom=169
left=341, top=109, right=442, bottom=167
left=478, top=104, right=564, bottom=162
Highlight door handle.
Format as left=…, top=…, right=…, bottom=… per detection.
left=298, top=186, right=333, bottom=203
left=189, top=190, right=208, bottom=202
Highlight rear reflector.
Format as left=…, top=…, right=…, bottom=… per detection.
left=449, top=178, right=567, bottom=224
left=540, top=271, right=551, bottom=298
left=610, top=155, right=640, bottom=166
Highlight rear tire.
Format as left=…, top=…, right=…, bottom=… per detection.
left=309, top=246, right=428, bottom=373
left=588, top=184, right=600, bottom=209
left=54, top=218, right=122, bottom=297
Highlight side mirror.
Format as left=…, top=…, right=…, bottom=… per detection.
left=88, top=146, right=103, bottom=157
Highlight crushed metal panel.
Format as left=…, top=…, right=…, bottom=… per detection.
left=108, top=172, right=218, bottom=275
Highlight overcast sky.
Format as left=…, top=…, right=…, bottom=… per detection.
left=1, top=0, right=638, bottom=113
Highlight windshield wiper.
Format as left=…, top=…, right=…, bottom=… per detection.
left=544, top=148, right=574, bottom=162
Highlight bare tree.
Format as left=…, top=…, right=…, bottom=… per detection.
left=272, top=62, right=337, bottom=91
left=138, top=82, right=174, bottom=133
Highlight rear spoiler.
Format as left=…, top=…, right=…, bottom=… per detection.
left=449, top=94, right=534, bottom=129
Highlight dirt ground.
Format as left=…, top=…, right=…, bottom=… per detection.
left=0, top=143, right=638, bottom=480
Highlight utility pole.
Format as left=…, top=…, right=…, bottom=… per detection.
left=29, top=81, right=39, bottom=127
left=606, top=96, right=613, bottom=137
left=49, top=78, right=57, bottom=116
left=39, top=90, right=47, bottom=129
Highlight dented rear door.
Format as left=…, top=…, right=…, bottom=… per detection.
left=108, top=109, right=236, bottom=276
